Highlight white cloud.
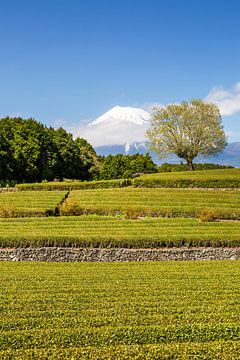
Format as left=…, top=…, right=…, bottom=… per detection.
left=206, top=82, right=240, bottom=116
left=53, top=117, right=93, bottom=138
left=76, top=121, right=149, bottom=147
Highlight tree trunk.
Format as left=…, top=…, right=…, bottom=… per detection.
left=187, top=159, right=195, bottom=171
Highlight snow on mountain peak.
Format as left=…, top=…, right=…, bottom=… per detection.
left=78, top=105, right=151, bottom=147
left=89, top=105, right=150, bottom=127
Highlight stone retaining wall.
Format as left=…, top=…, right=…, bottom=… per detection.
left=0, top=247, right=240, bottom=262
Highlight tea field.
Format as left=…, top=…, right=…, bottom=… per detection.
left=1, top=261, right=240, bottom=359
left=0, top=216, right=240, bottom=248
left=0, top=190, right=67, bottom=217
left=61, top=187, right=240, bottom=219
left=15, top=168, right=240, bottom=190
left=133, top=168, right=240, bottom=188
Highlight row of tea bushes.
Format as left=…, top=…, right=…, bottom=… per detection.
left=0, top=216, right=240, bottom=248
left=15, top=169, right=240, bottom=191
left=1, top=261, right=240, bottom=358
left=16, top=179, right=131, bottom=191
left=59, top=188, right=240, bottom=220
left=132, top=169, right=240, bottom=189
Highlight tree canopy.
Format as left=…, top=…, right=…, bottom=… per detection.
left=100, top=153, right=158, bottom=179
left=146, top=100, right=227, bottom=170
left=0, top=117, right=99, bottom=183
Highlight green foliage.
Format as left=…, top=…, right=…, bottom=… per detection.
left=100, top=153, right=157, bottom=179
left=16, top=178, right=131, bottom=191
left=0, top=117, right=98, bottom=183
left=147, top=100, right=227, bottom=170
left=198, top=208, right=218, bottom=222
left=0, top=216, right=240, bottom=248
left=59, top=187, right=240, bottom=220
left=75, top=137, right=101, bottom=180
left=133, top=169, right=240, bottom=189
left=0, top=191, right=67, bottom=217
left=1, top=261, right=240, bottom=358
left=159, top=162, right=234, bottom=172
left=13, top=168, right=240, bottom=190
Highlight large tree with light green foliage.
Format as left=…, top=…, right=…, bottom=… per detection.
left=146, top=100, right=227, bottom=170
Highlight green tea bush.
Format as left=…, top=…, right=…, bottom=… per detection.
left=158, top=162, right=233, bottom=172
left=0, top=191, right=67, bottom=217
left=16, top=179, right=132, bottom=191
left=133, top=169, right=240, bottom=189
left=1, top=261, right=240, bottom=358
left=62, top=188, right=240, bottom=220
left=198, top=209, right=218, bottom=222
left=0, top=216, right=240, bottom=248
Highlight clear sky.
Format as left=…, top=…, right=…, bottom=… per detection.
left=0, top=0, right=240, bottom=142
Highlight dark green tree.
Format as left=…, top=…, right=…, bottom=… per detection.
left=0, top=117, right=98, bottom=183
left=100, top=153, right=157, bottom=179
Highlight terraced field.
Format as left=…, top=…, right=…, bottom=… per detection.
left=0, top=216, right=240, bottom=248
left=61, top=187, right=240, bottom=219
left=133, top=168, right=240, bottom=188
left=0, top=190, right=67, bottom=217
left=1, top=261, right=240, bottom=359
left=15, top=169, right=240, bottom=190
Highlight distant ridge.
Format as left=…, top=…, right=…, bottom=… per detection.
left=96, top=141, right=240, bottom=167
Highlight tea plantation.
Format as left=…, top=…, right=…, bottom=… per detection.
left=1, top=261, right=240, bottom=359
left=1, top=168, right=240, bottom=358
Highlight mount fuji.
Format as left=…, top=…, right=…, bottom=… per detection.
left=77, top=105, right=240, bottom=167
left=78, top=105, right=150, bottom=148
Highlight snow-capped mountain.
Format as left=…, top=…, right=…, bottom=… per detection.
left=77, top=105, right=240, bottom=167
left=90, top=105, right=150, bottom=126
left=78, top=105, right=150, bottom=147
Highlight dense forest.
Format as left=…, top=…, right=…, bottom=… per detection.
left=0, top=117, right=157, bottom=184
left=0, top=117, right=99, bottom=184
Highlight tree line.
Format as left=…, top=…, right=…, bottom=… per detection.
left=0, top=117, right=157, bottom=185
left=0, top=100, right=228, bottom=184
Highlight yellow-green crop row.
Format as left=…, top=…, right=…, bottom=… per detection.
left=14, top=169, right=240, bottom=191
left=0, top=190, right=67, bottom=217
left=60, top=187, right=240, bottom=219
left=1, top=261, right=240, bottom=359
left=16, top=178, right=131, bottom=191
left=133, top=168, right=240, bottom=188
left=0, top=216, right=240, bottom=248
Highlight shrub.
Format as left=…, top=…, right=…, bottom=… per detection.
left=198, top=209, right=218, bottom=222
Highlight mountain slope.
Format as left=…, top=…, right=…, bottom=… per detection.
left=78, top=105, right=150, bottom=147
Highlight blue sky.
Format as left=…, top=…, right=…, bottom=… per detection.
left=0, top=0, right=240, bottom=142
